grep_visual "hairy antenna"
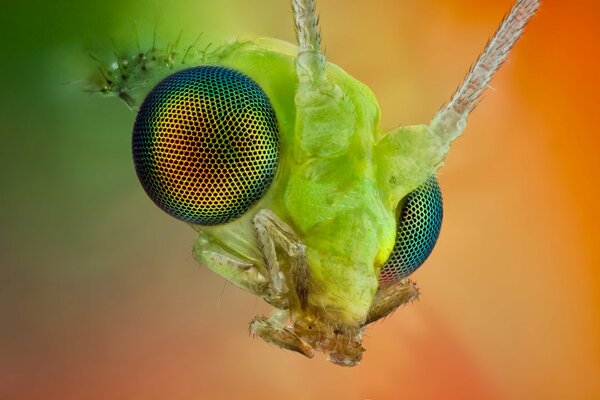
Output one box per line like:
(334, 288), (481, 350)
(291, 0), (326, 83)
(431, 0), (541, 142)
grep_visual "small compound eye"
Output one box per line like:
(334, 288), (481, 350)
(379, 175), (443, 286)
(132, 66), (279, 225)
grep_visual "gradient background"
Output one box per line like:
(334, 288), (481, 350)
(1, 0), (599, 399)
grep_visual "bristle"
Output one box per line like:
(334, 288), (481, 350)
(85, 28), (212, 108)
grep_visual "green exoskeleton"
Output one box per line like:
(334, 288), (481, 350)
(91, 0), (540, 365)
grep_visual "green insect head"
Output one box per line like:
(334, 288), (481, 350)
(92, 0), (540, 366)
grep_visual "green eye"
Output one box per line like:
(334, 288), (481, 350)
(132, 66), (280, 225)
(379, 176), (443, 285)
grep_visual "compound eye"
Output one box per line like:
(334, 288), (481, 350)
(378, 175), (443, 286)
(132, 66), (279, 225)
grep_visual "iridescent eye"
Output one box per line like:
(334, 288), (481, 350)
(132, 66), (280, 225)
(379, 176), (443, 285)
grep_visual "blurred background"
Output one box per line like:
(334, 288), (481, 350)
(1, 0), (598, 399)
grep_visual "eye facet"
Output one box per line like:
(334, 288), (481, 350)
(132, 66), (280, 225)
(379, 176), (443, 286)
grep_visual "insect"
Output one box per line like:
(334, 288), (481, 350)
(91, 0), (540, 365)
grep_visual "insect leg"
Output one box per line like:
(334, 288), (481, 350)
(252, 209), (311, 311)
(193, 232), (270, 298)
(249, 311), (314, 359)
(248, 207), (315, 359)
(363, 279), (420, 326)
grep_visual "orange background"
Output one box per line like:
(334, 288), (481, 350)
(0, 0), (599, 399)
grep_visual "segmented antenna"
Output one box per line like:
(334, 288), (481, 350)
(431, 0), (541, 142)
(291, 0), (326, 83)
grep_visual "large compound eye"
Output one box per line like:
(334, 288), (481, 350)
(132, 66), (279, 225)
(379, 175), (443, 286)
